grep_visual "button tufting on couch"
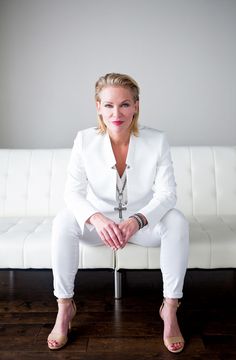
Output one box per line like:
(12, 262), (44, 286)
(0, 147), (236, 298)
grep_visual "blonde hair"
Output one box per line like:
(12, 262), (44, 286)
(95, 73), (140, 136)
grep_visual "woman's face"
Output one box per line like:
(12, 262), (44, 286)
(96, 86), (139, 135)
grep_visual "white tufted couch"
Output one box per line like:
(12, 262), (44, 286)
(0, 147), (236, 297)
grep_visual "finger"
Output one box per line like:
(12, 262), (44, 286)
(106, 225), (121, 249)
(102, 228), (119, 250)
(100, 231), (116, 250)
(112, 224), (124, 245)
(119, 238), (127, 249)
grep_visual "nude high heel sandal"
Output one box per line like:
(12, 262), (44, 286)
(47, 298), (77, 350)
(159, 299), (185, 354)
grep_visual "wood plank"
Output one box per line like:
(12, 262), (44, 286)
(0, 269), (235, 360)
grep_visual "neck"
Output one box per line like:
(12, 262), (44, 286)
(108, 130), (131, 146)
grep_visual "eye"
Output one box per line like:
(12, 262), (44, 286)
(121, 103), (130, 107)
(104, 104), (113, 108)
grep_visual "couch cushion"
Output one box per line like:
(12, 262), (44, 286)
(188, 215), (236, 268)
(115, 216), (236, 269)
(0, 150), (70, 217)
(0, 217), (114, 269)
(172, 147), (236, 217)
(0, 216), (235, 270)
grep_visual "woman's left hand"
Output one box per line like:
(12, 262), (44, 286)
(118, 218), (139, 248)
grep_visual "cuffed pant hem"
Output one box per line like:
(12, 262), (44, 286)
(163, 292), (183, 299)
(53, 291), (74, 299)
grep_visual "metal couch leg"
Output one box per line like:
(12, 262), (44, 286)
(9, 270), (15, 297)
(114, 269), (122, 299)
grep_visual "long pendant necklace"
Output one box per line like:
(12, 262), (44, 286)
(114, 176), (127, 221)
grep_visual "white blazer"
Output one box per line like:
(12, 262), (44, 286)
(64, 125), (177, 234)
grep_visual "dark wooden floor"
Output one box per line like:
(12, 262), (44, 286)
(0, 268), (236, 360)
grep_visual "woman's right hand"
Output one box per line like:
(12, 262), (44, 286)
(88, 213), (124, 250)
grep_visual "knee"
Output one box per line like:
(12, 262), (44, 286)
(52, 208), (79, 236)
(162, 209), (189, 235)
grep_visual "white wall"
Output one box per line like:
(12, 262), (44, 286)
(0, 0), (236, 148)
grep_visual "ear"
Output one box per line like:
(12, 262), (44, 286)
(96, 101), (101, 114)
(134, 100), (139, 113)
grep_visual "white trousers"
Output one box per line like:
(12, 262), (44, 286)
(51, 208), (189, 299)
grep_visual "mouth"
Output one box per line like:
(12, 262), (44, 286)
(112, 121), (123, 126)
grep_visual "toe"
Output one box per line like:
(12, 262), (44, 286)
(171, 342), (183, 351)
(48, 339), (58, 347)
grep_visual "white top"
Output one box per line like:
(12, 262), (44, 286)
(116, 167), (128, 206)
(86, 166), (128, 230)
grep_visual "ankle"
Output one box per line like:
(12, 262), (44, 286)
(57, 298), (73, 304)
(57, 299), (73, 309)
(164, 298), (180, 309)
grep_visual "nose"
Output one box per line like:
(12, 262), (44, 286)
(113, 106), (121, 118)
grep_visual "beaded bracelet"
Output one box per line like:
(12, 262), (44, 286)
(129, 213), (147, 230)
(130, 214), (142, 229)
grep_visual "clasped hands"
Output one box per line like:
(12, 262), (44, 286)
(88, 212), (139, 250)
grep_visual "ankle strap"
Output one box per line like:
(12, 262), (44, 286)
(163, 299), (181, 309)
(57, 298), (73, 304)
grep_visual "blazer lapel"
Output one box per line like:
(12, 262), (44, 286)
(102, 132), (117, 202)
(103, 131), (116, 168)
(126, 133), (136, 169)
(126, 133), (138, 203)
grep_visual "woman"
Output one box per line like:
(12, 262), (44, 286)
(47, 73), (189, 353)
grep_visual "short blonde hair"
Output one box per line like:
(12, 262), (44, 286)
(95, 73), (140, 136)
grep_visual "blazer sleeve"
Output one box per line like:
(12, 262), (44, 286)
(64, 131), (99, 234)
(137, 133), (177, 229)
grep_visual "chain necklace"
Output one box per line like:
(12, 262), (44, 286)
(114, 175), (127, 221)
